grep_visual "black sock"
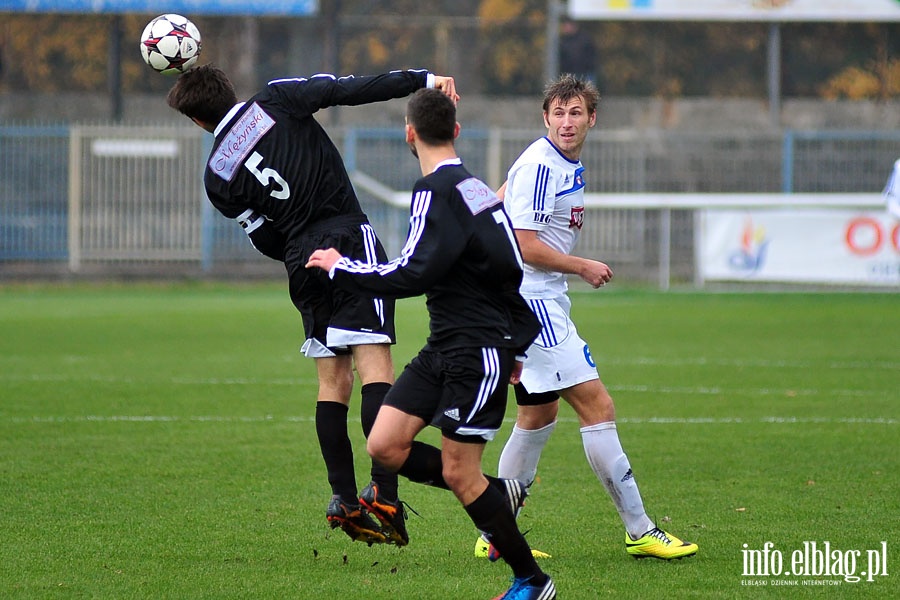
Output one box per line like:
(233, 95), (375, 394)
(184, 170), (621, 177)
(315, 401), (357, 501)
(360, 381), (391, 437)
(464, 486), (543, 581)
(398, 441), (450, 490)
(360, 382), (398, 501)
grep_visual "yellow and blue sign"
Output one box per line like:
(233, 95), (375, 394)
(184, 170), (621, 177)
(569, 0), (900, 22)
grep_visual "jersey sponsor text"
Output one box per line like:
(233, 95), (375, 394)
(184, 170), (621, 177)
(210, 102), (276, 181)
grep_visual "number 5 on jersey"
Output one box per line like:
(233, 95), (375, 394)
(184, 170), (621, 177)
(245, 151), (290, 199)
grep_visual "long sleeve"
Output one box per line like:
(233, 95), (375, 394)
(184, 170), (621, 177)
(268, 70), (430, 116)
(329, 184), (463, 298)
(328, 162), (539, 352)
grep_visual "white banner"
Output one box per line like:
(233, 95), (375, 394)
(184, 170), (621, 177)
(569, 0), (900, 22)
(700, 209), (900, 286)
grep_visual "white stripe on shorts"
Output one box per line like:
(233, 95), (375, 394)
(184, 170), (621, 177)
(360, 222), (385, 326)
(466, 347), (500, 424)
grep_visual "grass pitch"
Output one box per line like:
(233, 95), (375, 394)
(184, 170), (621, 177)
(0, 283), (896, 599)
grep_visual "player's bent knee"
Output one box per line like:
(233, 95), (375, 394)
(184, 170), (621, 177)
(367, 436), (402, 470)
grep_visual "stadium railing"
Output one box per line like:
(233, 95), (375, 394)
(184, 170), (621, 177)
(0, 124), (896, 287)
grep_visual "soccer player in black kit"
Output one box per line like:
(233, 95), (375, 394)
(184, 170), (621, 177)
(307, 88), (557, 600)
(166, 65), (459, 547)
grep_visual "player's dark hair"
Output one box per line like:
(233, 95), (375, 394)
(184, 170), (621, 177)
(406, 88), (456, 145)
(166, 64), (237, 125)
(542, 74), (600, 115)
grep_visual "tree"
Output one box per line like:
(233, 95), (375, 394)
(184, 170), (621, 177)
(0, 8), (896, 100)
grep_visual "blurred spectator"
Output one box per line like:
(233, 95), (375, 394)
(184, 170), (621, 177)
(559, 18), (598, 85)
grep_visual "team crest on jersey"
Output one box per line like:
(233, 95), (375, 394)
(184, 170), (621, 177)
(570, 206), (584, 229)
(209, 102), (275, 181)
(565, 172), (585, 186)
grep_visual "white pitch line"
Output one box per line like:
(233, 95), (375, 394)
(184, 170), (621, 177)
(0, 373), (892, 399)
(6, 415), (896, 425)
(2, 355), (898, 371)
(606, 384), (891, 398)
(0, 374), (317, 386)
(598, 357), (900, 370)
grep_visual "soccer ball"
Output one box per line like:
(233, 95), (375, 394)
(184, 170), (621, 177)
(140, 14), (202, 76)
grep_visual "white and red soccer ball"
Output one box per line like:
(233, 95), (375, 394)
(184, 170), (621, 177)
(140, 14), (202, 75)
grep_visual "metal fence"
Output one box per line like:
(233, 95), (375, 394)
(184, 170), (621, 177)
(68, 126), (206, 266)
(0, 125), (69, 261)
(1, 124), (897, 285)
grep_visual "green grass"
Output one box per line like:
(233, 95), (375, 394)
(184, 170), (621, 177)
(0, 283), (897, 599)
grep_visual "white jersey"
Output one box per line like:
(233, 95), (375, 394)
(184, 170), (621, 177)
(504, 136), (586, 299)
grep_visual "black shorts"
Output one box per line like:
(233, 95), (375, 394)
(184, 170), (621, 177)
(513, 383), (560, 406)
(284, 215), (396, 357)
(384, 346), (514, 443)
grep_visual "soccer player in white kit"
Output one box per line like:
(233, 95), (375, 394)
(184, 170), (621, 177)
(476, 74), (699, 561)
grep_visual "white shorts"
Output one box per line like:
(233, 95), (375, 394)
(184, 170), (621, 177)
(519, 295), (599, 394)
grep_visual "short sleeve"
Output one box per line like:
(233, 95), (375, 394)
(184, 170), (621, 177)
(504, 162), (556, 231)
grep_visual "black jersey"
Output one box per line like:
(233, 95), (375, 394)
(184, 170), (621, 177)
(329, 159), (541, 353)
(203, 70), (430, 242)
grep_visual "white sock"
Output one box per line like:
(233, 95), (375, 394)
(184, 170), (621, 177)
(497, 421), (557, 488)
(581, 421), (654, 539)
